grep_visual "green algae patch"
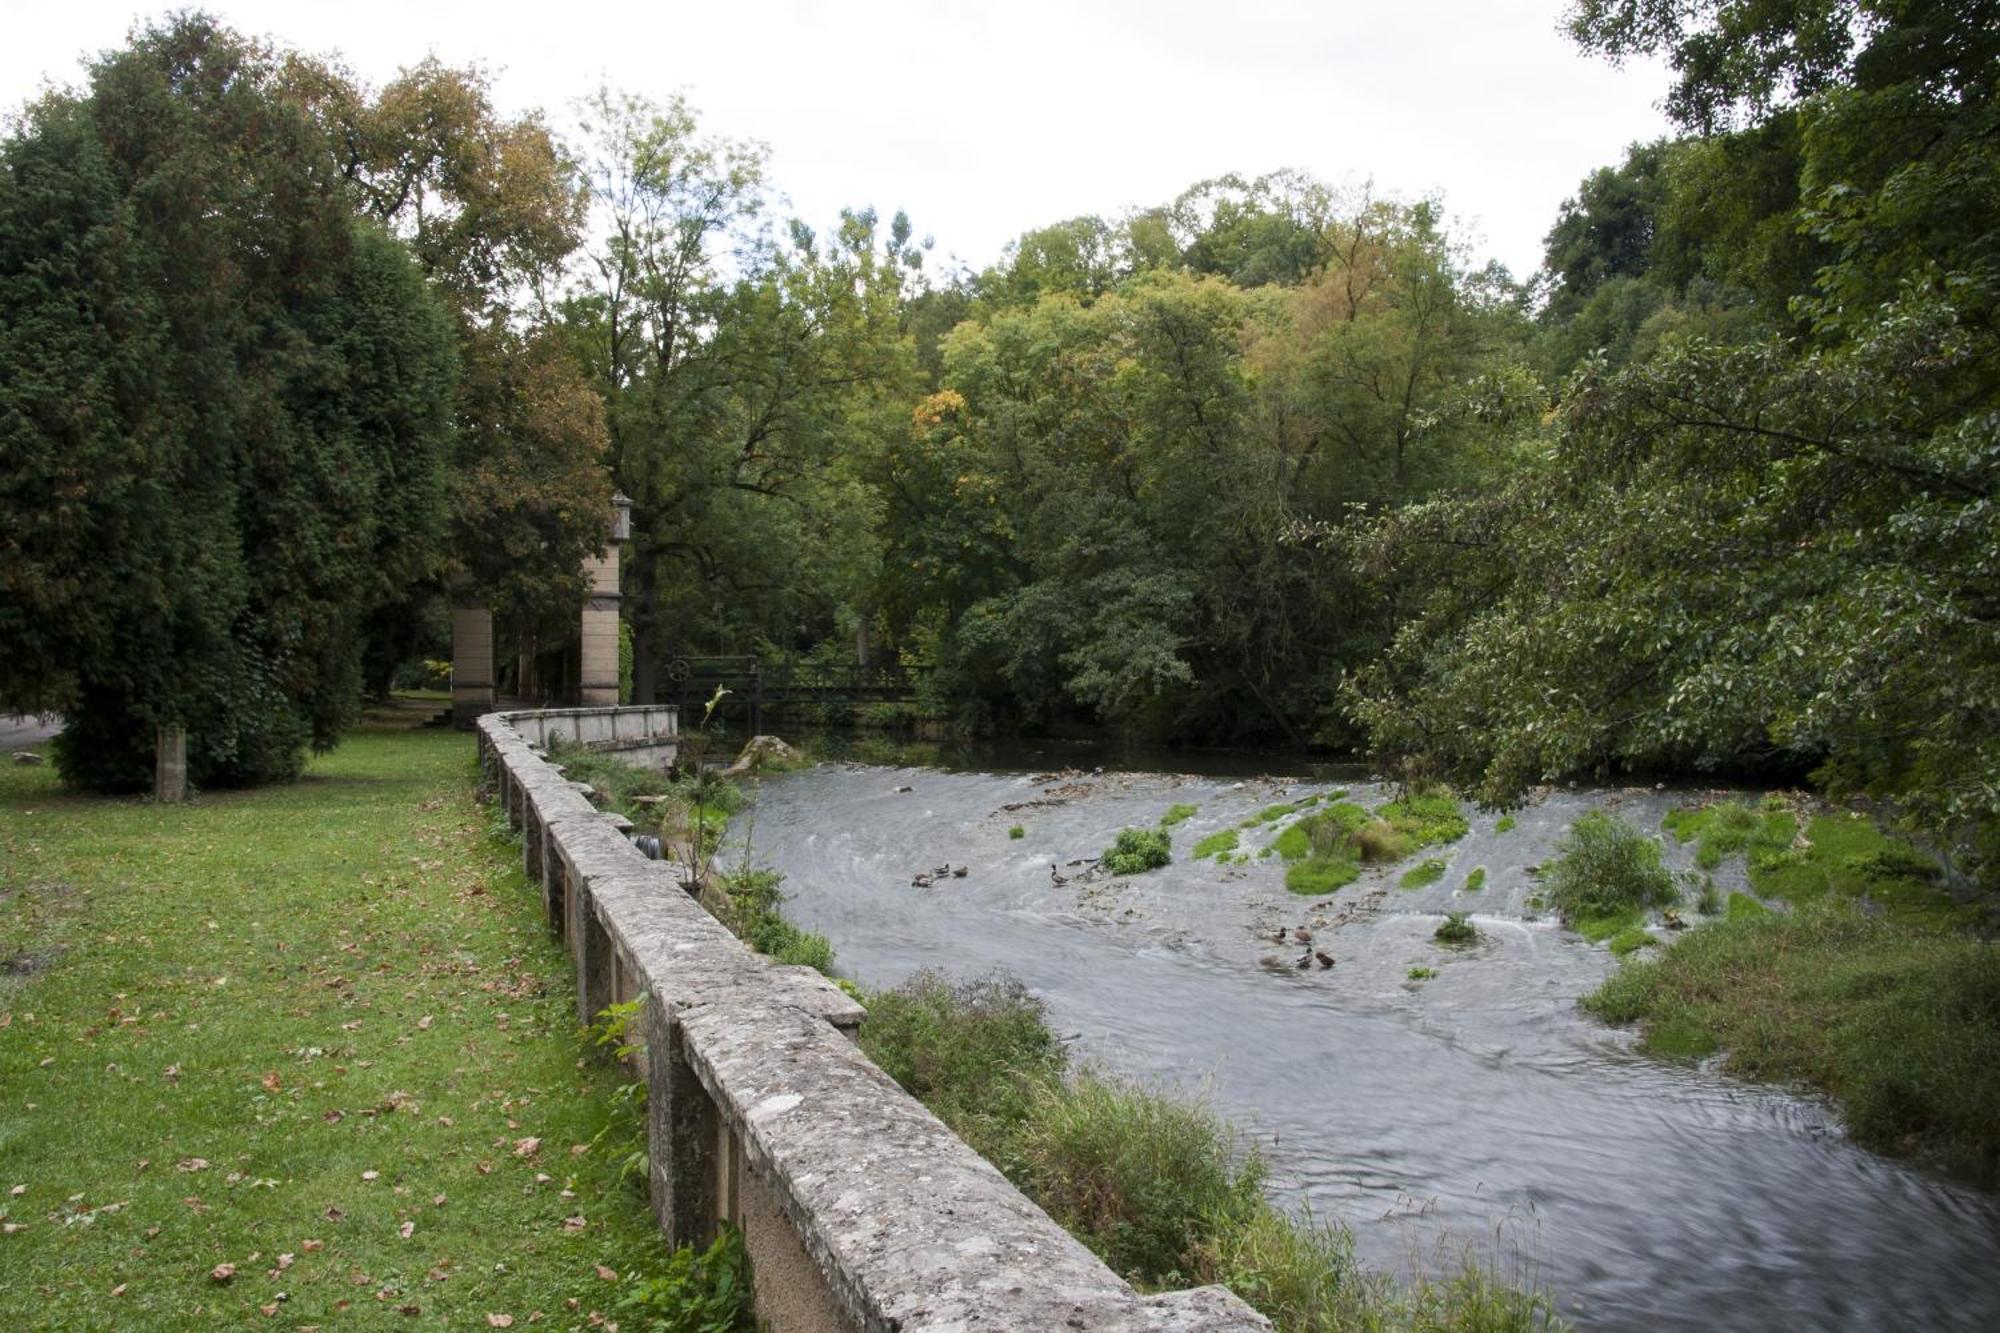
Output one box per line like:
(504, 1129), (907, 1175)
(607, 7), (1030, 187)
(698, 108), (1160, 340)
(1495, 815), (1517, 834)
(1463, 866), (1487, 892)
(1160, 802), (1199, 828)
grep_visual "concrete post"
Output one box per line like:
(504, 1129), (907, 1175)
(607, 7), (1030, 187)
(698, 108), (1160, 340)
(451, 603), (495, 728)
(578, 494), (631, 707)
(646, 999), (718, 1248)
(154, 724), (187, 802)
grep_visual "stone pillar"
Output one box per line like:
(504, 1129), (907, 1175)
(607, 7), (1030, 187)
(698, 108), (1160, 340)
(647, 1000), (719, 1248)
(451, 603), (495, 728)
(578, 493), (632, 707)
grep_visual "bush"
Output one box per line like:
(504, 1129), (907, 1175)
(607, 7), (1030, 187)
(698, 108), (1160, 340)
(855, 971), (1064, 1166)
(616, 1226), (754, 1332)
(1021, 1071), (1266, 1284)
(1544, 811), (1679, 929)
(1101, 827), (1171, 875)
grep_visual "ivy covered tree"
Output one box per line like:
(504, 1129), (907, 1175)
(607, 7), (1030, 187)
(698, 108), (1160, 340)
(0, 16), (457, 791)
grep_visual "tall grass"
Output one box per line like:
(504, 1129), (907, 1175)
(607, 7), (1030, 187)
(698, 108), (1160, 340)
(1543, 812), (1678, 932)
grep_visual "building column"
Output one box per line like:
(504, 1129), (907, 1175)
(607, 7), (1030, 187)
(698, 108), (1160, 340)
(451, 602), (495, 728)
(578, 493), (631, 707)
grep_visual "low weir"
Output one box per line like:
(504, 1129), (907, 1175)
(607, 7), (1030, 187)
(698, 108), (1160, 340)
(478, 704), (1267, 1332)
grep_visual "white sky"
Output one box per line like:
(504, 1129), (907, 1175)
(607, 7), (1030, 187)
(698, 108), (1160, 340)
(0, 0), (1676, 280)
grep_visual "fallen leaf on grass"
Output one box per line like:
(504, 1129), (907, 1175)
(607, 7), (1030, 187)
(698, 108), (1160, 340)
(512, 1137), (540, 1157)
(417, 1016), (433, 1031)
(561, 1215), (586, 1231)
(432, 1194), (447, 1207)
(7, 1185), (22, 1196)
(110, 1283), (126, 1296)
(398, 1221), (415, 1239)
(361, 1170), (379, 1181)
(277, 1253), (294, 1270)
(209, 1263), (236, 1283)
(261, 1072), (282, 1092)
(594, 1264), (616, 1281)
(486, 1317), (514, 1329)
(176, 1158), (210, 1172)
(302, 1239), (324, 1253)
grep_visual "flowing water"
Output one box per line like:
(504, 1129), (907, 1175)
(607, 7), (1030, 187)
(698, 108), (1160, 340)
(723, 758), (2000, 1331)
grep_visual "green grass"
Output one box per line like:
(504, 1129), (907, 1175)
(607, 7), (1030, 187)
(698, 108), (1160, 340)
(1585, 899), (2000, 1182)
(0, 712), (738, 1329)
(1160, 803), (1199, 829)
(1193, 829), (1241, 860)
(856, 970), (1565, 1330)
(1606, 926), (1654, 957)
(1662, 800), (1967, 930)
(1241, 800), (1307, 829)
(1286, 858), (1361, 896)
(1400, 858), (1448, 890)
(1463, 867), (1487, 892)
(1009, 825), (1026, 840)
(1374, 791), (1470, 851)
(1407, 967), (1437, 981)
(1101, 827), (1172, 875)
(1494, 815), (1517, 835)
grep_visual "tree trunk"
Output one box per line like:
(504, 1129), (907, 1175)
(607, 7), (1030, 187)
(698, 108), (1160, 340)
(154, 724), (187, 802)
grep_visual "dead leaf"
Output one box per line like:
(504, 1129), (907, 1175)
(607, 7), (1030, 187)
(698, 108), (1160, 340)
(259, 1303), (278, 1316)
(302, 1239), (324, 1253)
(593, 1264), (616, 1282)
(417, 1016), (433, 1031)
(486, 1317), (515, 1329)
(398, 1221), (415, 1240)
(323, 1109), (345, 1123)
(325, 1206), (345, 1222)
(7, 1185), (22, 1197)
(277, 1253), (294, 1270)
(176, 1158), (210, 1173)
(110, 1283), (126, 1296)
(361, 1170), (379, 1181)
(512, 1137), (540, 1157)
(561, 1215), (585, 1231)
(476, 1161), (493, 1175)
(260, 1072), (282, 1093)
(210, 1263), (236, 1283)
(432, 1194), (447, 1207)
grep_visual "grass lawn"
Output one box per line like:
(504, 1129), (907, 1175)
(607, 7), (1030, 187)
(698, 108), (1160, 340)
(0, 707), (687, 1329)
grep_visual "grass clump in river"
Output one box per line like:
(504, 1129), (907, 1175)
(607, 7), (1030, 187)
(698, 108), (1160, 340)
(1102, 827), (1172, 875)
(1433, 912), (1478, 945)
(1463, 867), (1487, 892)
(1195, 828), (1241, 860)
(1161, 803), (1199, 828)
(1010, 824), (1026, 839)
(1544, 811), (1680, 940)
(1495, 815), (1517, 835)
(857, 970), (1566, 1330)
(1401, 858), (1448, 890)
(1585, 899), (2000, 1182)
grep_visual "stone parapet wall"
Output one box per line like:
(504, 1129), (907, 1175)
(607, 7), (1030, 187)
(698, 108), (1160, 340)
(479, 705), (1268, 1332)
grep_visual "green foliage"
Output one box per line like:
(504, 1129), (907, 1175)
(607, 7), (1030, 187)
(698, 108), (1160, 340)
(1586, 899), (2000, 1181)
(616, 1227), (755, 1333)
(1433, 912), (1478, 944)
(1408, 967), (1437, 981)
(1401, 858), (1449, 889)
(1494, 816), (1517, 835)
(1543, 812), (1680, 933)
(1009, 824), (1026, 839)
(1194, 828), (1241, 860)
(1101, 826), (1172, 875)
(711, 866), (835, 976)
(1160, 802), (1199, 827)
(1607, 926), (1655, 956)
(1464, 867), (1487, 892)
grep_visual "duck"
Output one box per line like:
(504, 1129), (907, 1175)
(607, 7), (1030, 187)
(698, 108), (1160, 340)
(1315, 951), (1335, 969)
(1050, 864), (1068, 886)
(1294, 952), (1312, 970)
(1272, 927), (1288, 943)
(911, 873), (934, 888)
(951, 865), (968, 878)
(1294, 926), (1313, 944)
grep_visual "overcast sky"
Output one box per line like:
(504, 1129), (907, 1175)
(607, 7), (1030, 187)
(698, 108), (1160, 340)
(0, 0), (1676, 280)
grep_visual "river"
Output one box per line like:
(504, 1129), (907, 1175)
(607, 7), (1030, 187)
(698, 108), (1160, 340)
(723, 755), (2000, 1330)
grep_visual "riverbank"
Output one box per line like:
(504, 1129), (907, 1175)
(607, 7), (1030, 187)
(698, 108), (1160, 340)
(0, 708), (737, 1328)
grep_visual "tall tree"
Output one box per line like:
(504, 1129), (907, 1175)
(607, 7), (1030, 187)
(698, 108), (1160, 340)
(0, 15), (457, 790)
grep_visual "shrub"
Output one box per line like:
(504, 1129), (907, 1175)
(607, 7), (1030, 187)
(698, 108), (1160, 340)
(1021, 1071), (1266, 1284)
(616, 1226), (754, 1332)
(1195, 1207), (1370, 1331)
(1101, 827), (1171, 875)
(1351, 819), (1413, 863)
(1544, 811), (1679, 930)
